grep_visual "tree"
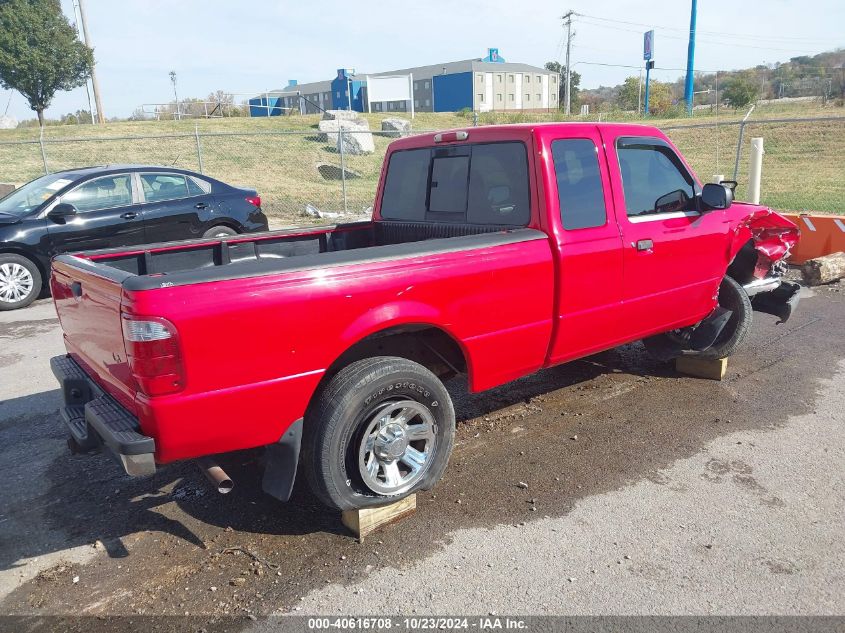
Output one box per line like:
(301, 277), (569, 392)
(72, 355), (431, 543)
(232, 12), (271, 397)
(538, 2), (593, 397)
(616, 76), (673, 114)
(0, 0), (93, 126)
(722, 72), (758, 109)
(545, 61), (580, 110)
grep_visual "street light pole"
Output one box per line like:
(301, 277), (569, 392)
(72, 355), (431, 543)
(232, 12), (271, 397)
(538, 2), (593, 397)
(76, 0), (105, 123)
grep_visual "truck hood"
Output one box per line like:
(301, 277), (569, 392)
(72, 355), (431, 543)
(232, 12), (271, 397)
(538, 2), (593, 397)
(0, 212), (22, 226)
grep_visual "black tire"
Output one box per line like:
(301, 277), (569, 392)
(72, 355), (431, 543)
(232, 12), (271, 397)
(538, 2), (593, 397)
(301, 356), (455, 511)
(202, 225), (237, 238)
(643, 276), (753, 361)
(0, 253), (42, 311)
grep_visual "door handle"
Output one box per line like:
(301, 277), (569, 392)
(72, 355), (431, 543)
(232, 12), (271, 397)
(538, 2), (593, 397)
(194, 202), (208, 210)
(120, 211), (138, 220)
(71, 281), (82, 298)
(635, 239), (654, 251)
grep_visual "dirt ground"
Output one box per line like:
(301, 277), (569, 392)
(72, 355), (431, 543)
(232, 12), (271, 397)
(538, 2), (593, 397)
(0, 277), (843, 631)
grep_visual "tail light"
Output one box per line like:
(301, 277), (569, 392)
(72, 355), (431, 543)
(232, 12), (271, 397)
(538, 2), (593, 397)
(122, 315), (185, 396)
(246, 195), (261, 208)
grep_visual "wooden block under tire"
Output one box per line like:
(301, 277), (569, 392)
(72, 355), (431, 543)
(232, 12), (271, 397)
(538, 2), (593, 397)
(341, 494), (416, 542)
(675, 356), (728, 381)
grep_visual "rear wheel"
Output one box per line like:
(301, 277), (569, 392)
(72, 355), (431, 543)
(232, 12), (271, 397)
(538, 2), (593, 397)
(301, 357), (455, 511)
(0, 254), (41, 311)
(202, 225), (237, 238)
(643, 276), (752, 361)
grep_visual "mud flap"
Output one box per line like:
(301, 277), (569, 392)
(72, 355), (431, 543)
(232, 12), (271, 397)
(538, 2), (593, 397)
(751, 280), (801, 324)
(689, 306), (733, 351)
(262, 418), (303, 502)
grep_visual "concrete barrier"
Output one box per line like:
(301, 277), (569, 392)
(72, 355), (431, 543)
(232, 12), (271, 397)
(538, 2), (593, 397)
(781, 213), (845, 265)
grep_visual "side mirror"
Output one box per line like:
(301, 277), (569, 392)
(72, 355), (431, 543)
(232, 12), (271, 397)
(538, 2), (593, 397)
(653, 189), (690, 215)
(47, 203), (78, 223)
(701, 183), (733, 211)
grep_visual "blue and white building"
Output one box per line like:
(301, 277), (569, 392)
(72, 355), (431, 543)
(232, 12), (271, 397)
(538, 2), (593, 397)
(249, 49), (558, 116)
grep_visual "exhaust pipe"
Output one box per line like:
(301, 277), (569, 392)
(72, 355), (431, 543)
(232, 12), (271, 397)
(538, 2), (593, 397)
(197, 457), (234, 494)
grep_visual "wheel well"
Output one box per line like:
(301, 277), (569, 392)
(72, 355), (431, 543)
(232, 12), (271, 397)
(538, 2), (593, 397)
(0, 249), (47, 288)
(325, 325), (468, 384)
(727, 239), (758, 285)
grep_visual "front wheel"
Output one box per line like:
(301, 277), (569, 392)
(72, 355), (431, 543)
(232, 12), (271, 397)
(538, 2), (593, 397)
(301, 357), (455, 511)
(0, 254), (42, 311)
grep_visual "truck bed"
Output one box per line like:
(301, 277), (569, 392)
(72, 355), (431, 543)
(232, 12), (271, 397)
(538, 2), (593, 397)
(62, 220), (525, 290)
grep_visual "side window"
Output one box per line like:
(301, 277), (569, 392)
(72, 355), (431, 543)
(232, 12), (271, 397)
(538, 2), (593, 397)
(551, 139), (607, 230)
(616, 138), (695, 217)
(187, 177), (208, 196)
(380, 142), (530, 226)
(140, 174), (192, 203)
(63, 175), (133, 212)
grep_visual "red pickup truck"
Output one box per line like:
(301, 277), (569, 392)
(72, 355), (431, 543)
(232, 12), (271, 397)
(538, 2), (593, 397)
(50, 123), (800, 511)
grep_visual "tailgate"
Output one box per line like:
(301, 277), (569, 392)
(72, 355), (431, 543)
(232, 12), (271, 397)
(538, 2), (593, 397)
(51, 257), (138, 414)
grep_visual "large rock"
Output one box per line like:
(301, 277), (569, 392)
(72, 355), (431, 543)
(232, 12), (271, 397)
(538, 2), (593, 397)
(316, 117), (369, 144)
(337, 128), (375, 155)
(381, 118), (412, 137)
(322, 109), (365, 122)
(0, 115), (17, 130)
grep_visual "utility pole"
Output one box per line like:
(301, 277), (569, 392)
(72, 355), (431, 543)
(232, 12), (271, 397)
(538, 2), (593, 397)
(170, 71), (180, 120)
(76, 0), (105, 124)
(683, 0), (697, 115)
(562, 10), (576, 116)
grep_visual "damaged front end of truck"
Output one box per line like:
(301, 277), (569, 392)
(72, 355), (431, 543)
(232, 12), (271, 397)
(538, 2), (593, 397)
(729, 208), (802, 324)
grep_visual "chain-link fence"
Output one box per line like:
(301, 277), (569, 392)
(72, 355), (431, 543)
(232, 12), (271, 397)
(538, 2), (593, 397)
(663, 116), (844, 213)
(0, 115), (841, 225)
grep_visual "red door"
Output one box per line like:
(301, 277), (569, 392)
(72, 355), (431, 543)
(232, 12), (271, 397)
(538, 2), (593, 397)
(539, 127), (625, 365)
(601, 132), (728, 340)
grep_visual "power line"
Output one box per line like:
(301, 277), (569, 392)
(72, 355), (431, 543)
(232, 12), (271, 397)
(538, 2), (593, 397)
(575, 17), (828, 54)
(576, 12), (842, 43)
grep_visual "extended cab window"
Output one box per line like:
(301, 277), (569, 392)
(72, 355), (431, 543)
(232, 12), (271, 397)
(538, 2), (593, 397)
(551, 139), (606, 230)
(616, 138), (696, 217)
(381, 142), (529, 226)
(63, 175), (133, 212)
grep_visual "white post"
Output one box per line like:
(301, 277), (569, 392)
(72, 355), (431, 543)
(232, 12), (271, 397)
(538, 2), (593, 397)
(366, 76), (372, 113)
(748, 138), (764, 204)
(713, 174), (725, 184)
(409, 72), (415, 119)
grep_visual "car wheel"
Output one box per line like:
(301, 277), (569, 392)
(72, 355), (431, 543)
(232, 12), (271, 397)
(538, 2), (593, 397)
(0, 254), (42, 311)
(643, 276), (752, 361)
(202, 225), (238, 238)
(301, 356), (455, 511)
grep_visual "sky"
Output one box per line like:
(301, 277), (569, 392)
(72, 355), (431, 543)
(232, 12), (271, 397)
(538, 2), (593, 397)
(3, 0), (843, 121)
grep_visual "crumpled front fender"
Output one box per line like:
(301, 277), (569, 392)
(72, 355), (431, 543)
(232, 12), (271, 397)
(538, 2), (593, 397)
(732, 208), (800, 275)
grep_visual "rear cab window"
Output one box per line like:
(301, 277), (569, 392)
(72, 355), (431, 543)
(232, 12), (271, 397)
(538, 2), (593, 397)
(380, 141), (530, 226)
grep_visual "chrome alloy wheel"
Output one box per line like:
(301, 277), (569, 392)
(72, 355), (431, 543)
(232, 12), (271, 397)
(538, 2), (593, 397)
(357, 400), (437, 496)
(0, 263), (34, 305)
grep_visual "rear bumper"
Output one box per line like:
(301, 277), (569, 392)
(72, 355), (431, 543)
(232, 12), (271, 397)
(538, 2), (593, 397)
(50, 355), (156, 476)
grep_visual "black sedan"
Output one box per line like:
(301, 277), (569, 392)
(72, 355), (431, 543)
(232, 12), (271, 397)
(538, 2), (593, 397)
(0, 165), (268, 310)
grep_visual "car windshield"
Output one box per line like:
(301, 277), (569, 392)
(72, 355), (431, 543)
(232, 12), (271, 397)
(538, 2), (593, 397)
(0, 173), (76, 217)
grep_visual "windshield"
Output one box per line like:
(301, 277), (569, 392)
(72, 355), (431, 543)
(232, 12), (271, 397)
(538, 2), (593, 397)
(0, 173), (76, 217)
